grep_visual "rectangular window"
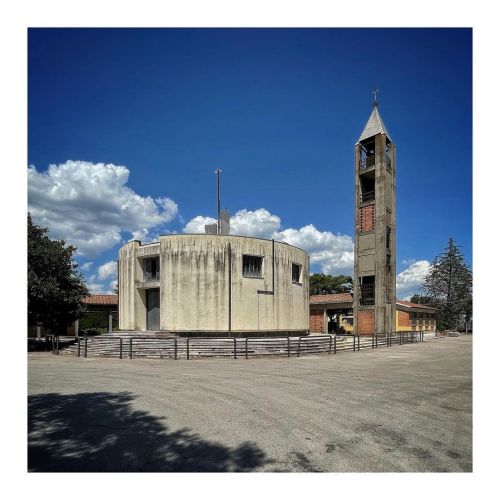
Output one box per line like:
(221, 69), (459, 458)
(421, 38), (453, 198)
(243, 255), (263, 278)
(386, 226), (391, 251)
(143, 257), (159, 281)
(359, 276), (375, 306)
(292, 263), (301, 284)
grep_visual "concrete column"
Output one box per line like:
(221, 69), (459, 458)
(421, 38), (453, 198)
(74, 319), (79, 338)
(36, 326), (41, 339)
(108, 310), (113, 332)
(323, 305), (327, 334)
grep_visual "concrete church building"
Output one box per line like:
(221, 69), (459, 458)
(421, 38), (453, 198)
(118, 234), (310, 335)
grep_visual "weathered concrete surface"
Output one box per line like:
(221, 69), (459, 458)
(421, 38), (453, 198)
(119, 235), (309, 333)
(28, 336), (472, 472)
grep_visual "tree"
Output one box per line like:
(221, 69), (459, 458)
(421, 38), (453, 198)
(309, 273), (353, 295)
(28, 214), (89, 333)
(410, 294), (434, 305)
(422, 238), (472, 331)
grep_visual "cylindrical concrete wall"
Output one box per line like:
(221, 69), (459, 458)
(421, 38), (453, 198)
(118, 234), (310, 334)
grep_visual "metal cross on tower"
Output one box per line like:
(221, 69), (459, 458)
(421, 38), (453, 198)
(372, 88), (380, 107)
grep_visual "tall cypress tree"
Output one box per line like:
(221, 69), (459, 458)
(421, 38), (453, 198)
(422, 238), (472, 331)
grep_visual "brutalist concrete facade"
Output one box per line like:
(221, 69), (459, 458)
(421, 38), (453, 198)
(118, 234), (310, 335)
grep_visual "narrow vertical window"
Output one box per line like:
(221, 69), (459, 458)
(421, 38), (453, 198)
(292, 263), (301, 284)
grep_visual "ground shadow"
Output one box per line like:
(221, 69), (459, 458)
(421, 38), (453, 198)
(28, 391), (270, 472)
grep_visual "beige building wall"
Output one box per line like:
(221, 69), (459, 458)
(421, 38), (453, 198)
(118, 234), (310, 334)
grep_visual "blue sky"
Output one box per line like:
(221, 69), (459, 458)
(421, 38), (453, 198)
(28, 28), (472, 297)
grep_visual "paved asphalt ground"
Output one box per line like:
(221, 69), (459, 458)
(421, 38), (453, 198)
(28, 336), (472, 472)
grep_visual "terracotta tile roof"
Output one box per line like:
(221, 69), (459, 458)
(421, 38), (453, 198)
(310, 293), (353, 304)
(396, 300), (436, 311)
(83, 294), (118, 306)
(309, 294), (436, 312)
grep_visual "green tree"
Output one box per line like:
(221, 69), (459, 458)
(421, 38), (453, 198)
(28, 214), (89, 333)
(410, 294), (434, 305)
(309, 273), (353, 295)
(422, 238), (472, 331)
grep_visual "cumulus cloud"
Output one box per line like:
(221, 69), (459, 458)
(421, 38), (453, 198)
(396, 260), (431, 299)
(98, 261), (117, 281)
(80, 261), (93, 271)
(231, 209), (281, 238)
(273, 225), (354, 274)
(184, 209), (354, 275)
(183, 215), (217, 234)
(28, 161), (178, 257)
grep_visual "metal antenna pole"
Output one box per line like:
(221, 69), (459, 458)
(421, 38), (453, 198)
(215, 169), (222, 235)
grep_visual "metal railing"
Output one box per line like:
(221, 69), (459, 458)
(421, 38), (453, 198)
(41, 331), (425, 360)
(359, 155), (392, 172)
(360, 156), (376, 170)
(360, 190), (375, 203)
(359, 284), (375, 305)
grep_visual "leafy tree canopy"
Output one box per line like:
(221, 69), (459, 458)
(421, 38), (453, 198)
(421, 238), (472, 331)
(310, 273), (353, 296)
(28, 213), (89, 332)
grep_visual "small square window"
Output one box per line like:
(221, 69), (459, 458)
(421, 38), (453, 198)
(243, 255), (263, 278)
(292, 263), (301, 283)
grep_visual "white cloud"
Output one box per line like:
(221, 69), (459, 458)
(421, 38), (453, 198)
(98, 261), (117, 281)
(184, 209), (354, 275)
(273, 225), (354, 275)
(80, 261), (93, 271)
(183, 215), (217, 234)
(86, 274), (105, 294)
(28, 161), (178, 257)
(86, 274), (116, 295)
(396, 260), (431, 299)
(231, 209), (281, 238)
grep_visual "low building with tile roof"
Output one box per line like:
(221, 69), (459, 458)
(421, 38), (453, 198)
(309, 293), (436, 334)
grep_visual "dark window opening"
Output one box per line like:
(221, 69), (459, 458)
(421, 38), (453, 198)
(386, 226), (391, 251)
(143, 257), (159, 281)
(385, 140), (392, 173)
(359, 140), (376, 170)
(360, 175), (375, 203)
(292, 263), (301, 283)
(243, 255), (263, 278)
(359, 275), (375, 306)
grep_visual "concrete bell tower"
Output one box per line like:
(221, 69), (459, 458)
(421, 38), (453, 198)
(353, 94), (396, 335)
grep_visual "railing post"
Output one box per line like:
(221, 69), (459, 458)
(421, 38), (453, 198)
(84, 336), (88, 358)
(375, 333), (378, 348)
(234, 337), (237, 359)
(334, 335), (337, 354)
(358, 335), (360, 351)
(174, 338), (178, 360)
(400, 332), (402, 345)
(353, 335), (356, 351)
(77, 337), (81, 357)
(297, 337), (301, 357)
(187, 338), (190, 360)
(372, 334), (374, 349)
(245, 338), (249, 359)
(329, 335), (332, 354)
(287, 336), (290, 358)
(119, 338), (123, 359)
(129, 338), (133, 359)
